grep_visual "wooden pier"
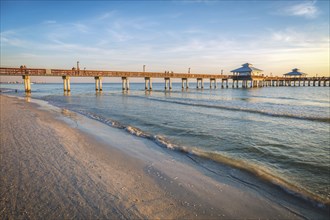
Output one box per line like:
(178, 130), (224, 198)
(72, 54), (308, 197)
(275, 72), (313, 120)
(1, 66), (329, 92)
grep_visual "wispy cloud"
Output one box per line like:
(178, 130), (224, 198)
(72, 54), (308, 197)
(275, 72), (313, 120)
(42, 20), (57, 24)
(107, 29), (133, 42)
(0, 30), (29, 48)
(267, 27), (328, 47)
(281, 1), (319, 18)
(97, 10), (117, 20)
(72, 23), (89, 33)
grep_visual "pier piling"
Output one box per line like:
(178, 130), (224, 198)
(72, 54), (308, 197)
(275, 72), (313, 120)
(94, 76), (102, 91)
(164, 78), (172, 90)
(145, 77), (152, 90)
(210, 78), (217, 89)
(22, 75), (31, 92)
(196, 78), (204, 89)
(122, 77), (129, 90)
(182, 78), (189, 89)
(62, 76), (70, 92)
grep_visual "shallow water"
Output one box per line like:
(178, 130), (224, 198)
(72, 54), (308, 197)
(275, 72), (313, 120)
(2, 82), (330, 204)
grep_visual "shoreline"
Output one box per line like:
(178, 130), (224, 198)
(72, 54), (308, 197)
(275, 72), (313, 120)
(76, 105), (330, 206)
(0, 94), (329, 219)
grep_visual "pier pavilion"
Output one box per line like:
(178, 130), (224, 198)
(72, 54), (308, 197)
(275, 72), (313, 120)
(231, 63), (265, 88)
(283, 68), (307, 86)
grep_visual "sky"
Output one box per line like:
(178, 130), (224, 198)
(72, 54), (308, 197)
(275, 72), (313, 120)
(1, 0), (329, 83)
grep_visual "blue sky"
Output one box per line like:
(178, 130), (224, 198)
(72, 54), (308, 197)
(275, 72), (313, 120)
(1, 0), (329, 81)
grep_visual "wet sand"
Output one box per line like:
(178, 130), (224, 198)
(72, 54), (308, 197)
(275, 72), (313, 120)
(0, 95), (328, 219)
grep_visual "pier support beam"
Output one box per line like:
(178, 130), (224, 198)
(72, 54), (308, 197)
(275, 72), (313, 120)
(196, 78), (204, 89)
(221, 79), (228, 88)
(210, 78), (217, 89)
(62, 76), (71, 92)
(164, 78), (172, 90)
(221, 79), (228, 89)
(22, 75), (31, 92)
(94, 76), (102, 91)
(245, 80), (249, 88)
(145, 77), (152, 90)
(122, 77), (130, 90)
(182, 78), (189, 89)
(256, 80), (259, 88)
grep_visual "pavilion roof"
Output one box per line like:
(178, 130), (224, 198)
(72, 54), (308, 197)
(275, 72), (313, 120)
(284, 68), (307, 76)
(231, 63), (263, 73)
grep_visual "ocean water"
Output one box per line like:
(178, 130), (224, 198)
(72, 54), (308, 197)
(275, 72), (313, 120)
(2, 82), (330, 205)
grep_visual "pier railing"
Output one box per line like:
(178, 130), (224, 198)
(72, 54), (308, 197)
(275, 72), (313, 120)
(1, 67), (230, 79)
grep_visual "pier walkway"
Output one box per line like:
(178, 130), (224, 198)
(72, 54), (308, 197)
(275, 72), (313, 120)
(1, 67), (329, 92)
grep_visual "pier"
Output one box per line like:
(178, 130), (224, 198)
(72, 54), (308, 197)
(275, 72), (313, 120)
(0, 66), (329, 92)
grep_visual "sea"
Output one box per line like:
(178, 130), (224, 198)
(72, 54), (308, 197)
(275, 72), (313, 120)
(1, 82), (330, 205)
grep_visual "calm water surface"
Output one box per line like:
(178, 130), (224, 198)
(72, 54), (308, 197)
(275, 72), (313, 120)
(2, 82), (330, 204)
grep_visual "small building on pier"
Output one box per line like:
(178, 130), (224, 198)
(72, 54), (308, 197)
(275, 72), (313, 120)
(284, 68), (307, 77)
(231, 63), (263, 76)
(230, 63), (264, 88)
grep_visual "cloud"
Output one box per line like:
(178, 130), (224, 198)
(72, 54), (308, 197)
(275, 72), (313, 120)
(0, 30), (29, 48)
(97, 10), (117, 20)
(107, 29), (133, 42)
(270, 28), (301, 43)
(282, 1), (319, 18)
(267, 27), (328, 48)
(42, 20), (57, 24)
(72, 23), (89, 33)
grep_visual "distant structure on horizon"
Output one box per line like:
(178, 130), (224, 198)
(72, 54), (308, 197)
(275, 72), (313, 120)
(284, 68), (307, 77)
(230, 63), (263, 76)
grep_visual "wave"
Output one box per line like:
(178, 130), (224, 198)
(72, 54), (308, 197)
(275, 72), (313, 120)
(0, 88), (18, 93)
(72, 109), (329, 207)
(128, 95), (330, 123)
(193, 150), (330, 207)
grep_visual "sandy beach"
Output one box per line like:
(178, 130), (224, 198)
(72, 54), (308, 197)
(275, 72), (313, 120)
(0, 94), (328, 219)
